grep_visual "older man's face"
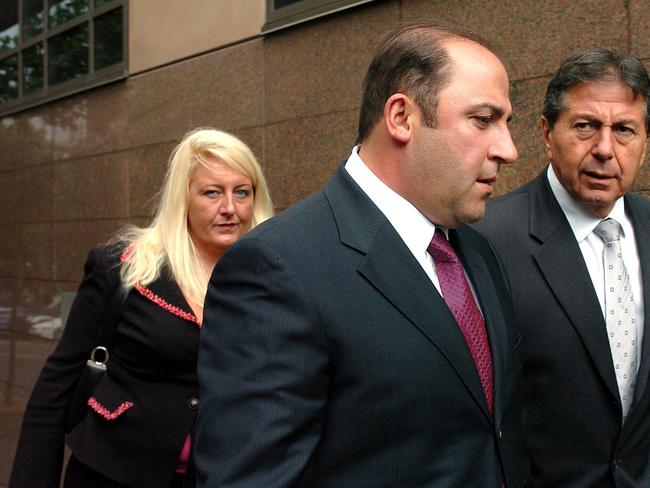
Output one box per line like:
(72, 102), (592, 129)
(542, 81), (648, 218)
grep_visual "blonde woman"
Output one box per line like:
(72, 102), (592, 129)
(10, 128), (273, 488)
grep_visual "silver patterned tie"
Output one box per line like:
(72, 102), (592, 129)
(594, 218), (637, 421)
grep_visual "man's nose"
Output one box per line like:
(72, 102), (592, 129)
(490, 127), (518, 165)
(592, 127), (614, 160)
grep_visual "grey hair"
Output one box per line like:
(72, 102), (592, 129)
(543, 47), (650, 131)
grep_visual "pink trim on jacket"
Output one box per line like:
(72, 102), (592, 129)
(87, 398), (134, 420)
(119, 245), (202, 328)
(134, 284), (202, 327)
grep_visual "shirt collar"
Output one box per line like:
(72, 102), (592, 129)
(547, 164), (628, 241)
(345, 146), (441, 256)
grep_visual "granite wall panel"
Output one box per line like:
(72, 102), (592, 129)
(401, 0), (630, 81)
(0, 111), (53, 171)
(264, 1), (399, 124)
(631, 0), (650, 60)
(128, 38), (265, 148)
(53, 151), (129, 221)
(0, 164), (54, 225)
(128, 141), (178, 218)
(50, 82), (130, 162)
(52, 219), (129, 282)
(265, 109), (358, 210)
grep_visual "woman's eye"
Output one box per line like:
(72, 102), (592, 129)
(235, 189), (251, 199)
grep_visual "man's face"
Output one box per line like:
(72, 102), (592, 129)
(542, 81), (648, 218)
(403, 39), (518, 228)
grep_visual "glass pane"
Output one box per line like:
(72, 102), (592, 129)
(49, 0), (89, 29)
(0, 54), (19, 102)
(94, 0), (113, 8)
(274, 0), (304, 7)
(94, 7), (122, 70)
(48, 23), (88, 85)
(23, 0), (44, 39)
(0, 1), (19, 53)
(23, 43), (44, 94)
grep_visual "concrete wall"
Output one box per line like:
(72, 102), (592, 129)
(1, 0), (650, 484)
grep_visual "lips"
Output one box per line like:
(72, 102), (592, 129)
(216, 222), (238, 229)
(583, 170), (614, 180)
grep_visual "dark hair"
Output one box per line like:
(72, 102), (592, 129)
(357, 21), (500, 143)
(543, 47), (650, 131)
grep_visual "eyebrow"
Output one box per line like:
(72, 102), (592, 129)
(574, 113), (641, 126)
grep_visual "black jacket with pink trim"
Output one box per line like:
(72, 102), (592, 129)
(10, 245), (200, 488)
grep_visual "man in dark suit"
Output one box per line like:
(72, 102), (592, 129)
(195, 21), (526, 487)
(475, 48), (650, 487)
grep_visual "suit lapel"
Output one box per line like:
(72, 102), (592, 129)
(529, 174), (619, 401)
(324, 165), (490, 418)
(626, 196), (650, 403)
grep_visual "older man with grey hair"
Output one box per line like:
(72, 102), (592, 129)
(476, 47), (650, 487)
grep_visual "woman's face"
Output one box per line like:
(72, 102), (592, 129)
(187, 157), (254, 262)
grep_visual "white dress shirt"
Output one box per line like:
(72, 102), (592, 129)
(344, 146), (448, 297)
(547, 165), (645, 363)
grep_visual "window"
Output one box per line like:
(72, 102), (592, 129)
(0, 0), (126, 117)
(263, 0), (375, 34)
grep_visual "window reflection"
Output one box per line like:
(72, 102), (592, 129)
(48, 24), (89, 85)
(94, 7), (122, 70)
(23, 43), (44, 94)
(0, 54), (19, 102)
(23, 0), (44, 40)
(94, 0), (113, 8)
(0, 1), (19, 53)
(49, 0), (89, 29)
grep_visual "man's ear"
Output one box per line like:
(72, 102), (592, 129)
(540, 115), (554, 161)
(383, 93), (414, 143)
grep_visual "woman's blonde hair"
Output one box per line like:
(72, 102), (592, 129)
(114, 128), (274, 305)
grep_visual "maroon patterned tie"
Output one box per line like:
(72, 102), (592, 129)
(428, 229), (494, 413)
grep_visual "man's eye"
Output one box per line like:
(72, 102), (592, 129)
(473, 116), (490, 128)
(573, 122), (598, 136)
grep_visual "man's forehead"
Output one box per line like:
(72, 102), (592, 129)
(564, 81), (641, 106)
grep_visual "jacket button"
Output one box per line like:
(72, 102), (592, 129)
(498, 429), (503, 439)
(612, 459), (621, 472)
(187, 397), (199, 410)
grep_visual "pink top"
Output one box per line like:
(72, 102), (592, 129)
(176, 434), (192, 473)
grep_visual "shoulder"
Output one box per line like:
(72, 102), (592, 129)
(241, 192), (334, 250)
(626, 191), (650, 212)
(473, 176), (543, 238)
(81, 242), (127, 288)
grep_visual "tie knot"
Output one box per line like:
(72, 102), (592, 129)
(594, 218), (622, 243)
(427, 229), (458, 263)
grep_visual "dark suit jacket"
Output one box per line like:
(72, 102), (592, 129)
(10, 245), (200, 488)
(195, 164), (527, 487)
(474, 169), (650, 488)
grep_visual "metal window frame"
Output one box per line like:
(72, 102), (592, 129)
(0, 0), (127, 117)
(263, 0), (375, 34)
